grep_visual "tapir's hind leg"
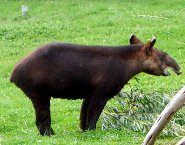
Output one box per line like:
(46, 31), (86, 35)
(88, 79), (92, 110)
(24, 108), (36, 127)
(30, 96), (54, 136)
(86, 97), (108, 130)
(80, 99), (90, 132)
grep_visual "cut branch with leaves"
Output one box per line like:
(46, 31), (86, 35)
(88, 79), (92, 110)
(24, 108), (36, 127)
(101, 83), (185, 141)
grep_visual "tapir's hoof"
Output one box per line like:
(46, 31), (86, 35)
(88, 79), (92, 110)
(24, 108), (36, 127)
(79, 128), (84, 133)
(40, 128), (55, 136)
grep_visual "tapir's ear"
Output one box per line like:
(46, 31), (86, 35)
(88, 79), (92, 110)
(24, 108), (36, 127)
(145, 37), (156, 55)
(129, 34), (142, 44)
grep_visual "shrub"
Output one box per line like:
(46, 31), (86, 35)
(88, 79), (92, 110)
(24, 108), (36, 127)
(101, 81), (185, 136)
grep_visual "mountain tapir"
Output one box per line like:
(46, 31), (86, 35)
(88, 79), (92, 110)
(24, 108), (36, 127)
(10, 34), (181, 136)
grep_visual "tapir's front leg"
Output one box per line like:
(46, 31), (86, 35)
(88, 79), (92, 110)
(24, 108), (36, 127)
(80, 99), (90, 132)
(31, 96), (54, 136)
(86, 97), (108, 130)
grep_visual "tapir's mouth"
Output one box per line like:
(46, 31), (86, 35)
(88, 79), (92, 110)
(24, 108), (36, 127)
(163, 67), (182, 76)
(163, 68), (171, 76)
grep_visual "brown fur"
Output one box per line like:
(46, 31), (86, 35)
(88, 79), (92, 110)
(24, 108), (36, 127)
(10, 35), (181, 136)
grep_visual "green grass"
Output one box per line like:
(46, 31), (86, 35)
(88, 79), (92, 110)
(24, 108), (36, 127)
(0, 0), (185, 144)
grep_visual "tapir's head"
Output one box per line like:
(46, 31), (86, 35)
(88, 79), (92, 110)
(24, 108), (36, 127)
(129, 34), (182, 76)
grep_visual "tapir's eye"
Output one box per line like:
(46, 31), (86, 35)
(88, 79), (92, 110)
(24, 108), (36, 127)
(159, 56), (164, 61)
(159, 53), (167, 62)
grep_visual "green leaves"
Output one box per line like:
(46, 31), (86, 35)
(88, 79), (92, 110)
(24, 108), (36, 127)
(102, 83), (185, 137)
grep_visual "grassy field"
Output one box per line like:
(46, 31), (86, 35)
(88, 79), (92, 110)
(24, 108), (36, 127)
(0, 0), (185, 144)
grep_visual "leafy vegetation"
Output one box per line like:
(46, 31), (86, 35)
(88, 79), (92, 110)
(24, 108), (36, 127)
(0, 0), (185, 144)
(102, 81), (185, 136)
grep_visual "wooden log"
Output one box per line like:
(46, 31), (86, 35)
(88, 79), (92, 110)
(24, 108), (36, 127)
(142, 86), (185, 145)
(176, 137), (185, 145)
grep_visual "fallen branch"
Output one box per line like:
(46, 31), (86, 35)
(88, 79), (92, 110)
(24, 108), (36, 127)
(177, 42), (185, 45)
(180, 8), (185, 13)
(143, 86), (185, 145)
(137, 14), (168, 20)
(176, 137), (185, 145)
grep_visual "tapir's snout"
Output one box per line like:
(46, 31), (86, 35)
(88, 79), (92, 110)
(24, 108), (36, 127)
(164, 55), (182, 76)
(162, 66), (182, 76)
(171, 63), (182, 75)
(174, 69), (182, 75)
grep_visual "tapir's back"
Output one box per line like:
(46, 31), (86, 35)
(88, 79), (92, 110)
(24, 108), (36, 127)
(10, 42), (133, 81)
